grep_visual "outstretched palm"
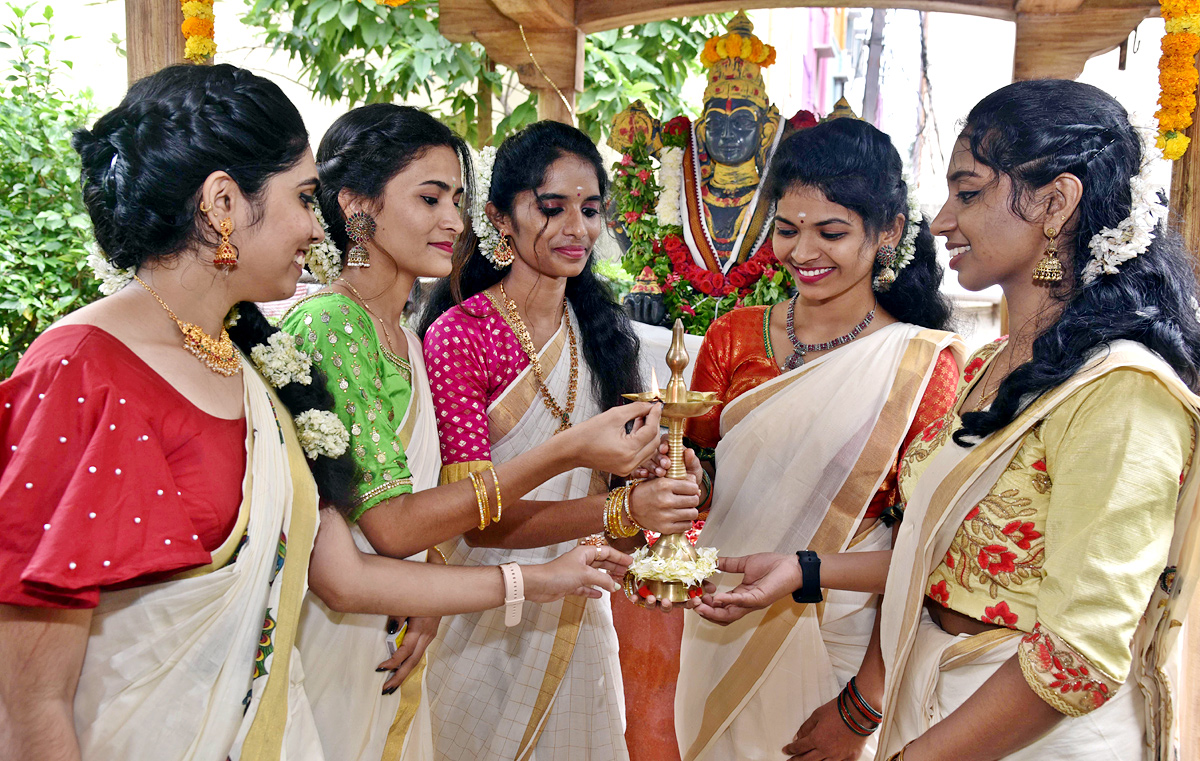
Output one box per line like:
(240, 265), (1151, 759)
(690, 552), (800, 625)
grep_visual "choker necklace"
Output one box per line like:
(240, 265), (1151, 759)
(134, 275), (241, 377)
(497, 283), (577, 433)
(783, 296), (875, 371)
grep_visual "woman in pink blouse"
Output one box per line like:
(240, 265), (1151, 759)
(418, 121), (699, 761)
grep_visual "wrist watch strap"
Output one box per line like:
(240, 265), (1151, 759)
(499, 562), (525, 626)
(792, 550), (823, 604)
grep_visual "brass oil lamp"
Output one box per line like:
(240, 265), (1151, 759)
(621, 319), (721, 605)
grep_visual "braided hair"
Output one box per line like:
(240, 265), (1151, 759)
(953, 79), (1200, 445)
(72, 63), (357, 510)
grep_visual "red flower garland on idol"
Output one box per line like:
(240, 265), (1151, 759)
(659, 234), (778, 299)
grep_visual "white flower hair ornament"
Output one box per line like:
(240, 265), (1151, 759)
(86, 243), (135, 295)
(1081, 118), (1168, 284)
(873, 180), (922, 292)
(470, 146), (504, 265)
(305, 205), (343, 285)
(250, 331), (313, 388)
(294, 409), (351, 461)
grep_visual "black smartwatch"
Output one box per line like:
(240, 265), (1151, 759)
(792, 550), (823, 604)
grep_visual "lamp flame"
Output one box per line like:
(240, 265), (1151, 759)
(649, 368), (661, 399)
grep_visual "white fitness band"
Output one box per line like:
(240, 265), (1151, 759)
(499, 562), (524, 627)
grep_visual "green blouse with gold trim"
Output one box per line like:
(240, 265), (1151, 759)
(281, 292), (414, 522)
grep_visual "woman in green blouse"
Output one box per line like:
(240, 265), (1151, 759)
(281, 105), (701, 761)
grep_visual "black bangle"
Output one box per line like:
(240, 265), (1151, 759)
(792, 550), (822, 604)
(699, 470), (713, 504)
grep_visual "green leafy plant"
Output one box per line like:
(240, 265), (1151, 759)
(241, 0), (725, 146)
(0, 2), (99, 376)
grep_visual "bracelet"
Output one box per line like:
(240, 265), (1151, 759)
(847, 676), (883, 722)
(429, 546), (448, 565)
(498, 562), (524, 627)
(886, 741), (915, 761)
(469, 470), (491, 530)
(836, 688), (878, 736)
(623, 480), (646, 533)
(488, 465), (503, 523)
(791, 550), (823, 604)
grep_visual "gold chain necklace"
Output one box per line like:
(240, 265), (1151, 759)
(498, 282), (578, 433)
(133, 275), (240, 377)
(338, 279), (412, 379)
(970, 349), (1009, 413)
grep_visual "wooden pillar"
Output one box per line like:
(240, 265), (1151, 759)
(1169, 49), (1200, 266)
(125, 0), (184, 84)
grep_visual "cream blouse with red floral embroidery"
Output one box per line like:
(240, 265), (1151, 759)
(899, 337), (1195, 717)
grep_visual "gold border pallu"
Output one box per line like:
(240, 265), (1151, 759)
(683, 332), (945, 761)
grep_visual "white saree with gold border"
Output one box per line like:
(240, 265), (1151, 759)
(878, 341), (1200, 760)
(676, 324), (963, 761)
(297, 325), (441, 761)
(424, 305), (627, 761)
(72, 362), (322, 761)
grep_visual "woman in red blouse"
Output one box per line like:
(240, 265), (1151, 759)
(0, 64), (647, 761)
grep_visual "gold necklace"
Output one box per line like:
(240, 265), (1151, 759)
(133, 275), (240, 377)
(498, 282), (578, 433)
(338, 280), (412, 380)
(970, 351), (1008, 413)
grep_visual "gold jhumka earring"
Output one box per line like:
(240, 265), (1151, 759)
(1033, 226), (1064, 284)
(345, 210), (376, 268)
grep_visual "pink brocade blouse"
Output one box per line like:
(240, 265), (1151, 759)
(423, 292), (534, 465)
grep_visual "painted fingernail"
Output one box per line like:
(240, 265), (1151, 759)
(382, 686), (398, 696)
(385, 618), (399, 634)
(376, 667), (389, 672)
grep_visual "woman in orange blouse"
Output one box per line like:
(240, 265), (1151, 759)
(675, 118), (963, 761)
(697, 80), (1200, 761)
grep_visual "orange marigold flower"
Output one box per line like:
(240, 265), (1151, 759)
(181, 17), (213, 38)
(726, 33), (744, 59)
(703, 37), (719, 61)
(749, 38), (765, 62)
(1161, 32), (1200, 58)
(1161, 0), (1200, 21)
(761, 47), (777, 67)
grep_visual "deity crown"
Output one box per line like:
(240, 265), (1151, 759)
(700, 11), (776, 111)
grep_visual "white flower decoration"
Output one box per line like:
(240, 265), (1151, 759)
(875, 177), (922, 292)
(306, 205), (342, 285)
(627, 544), (719, 587)
(86, 243), (135, 295)
(250, 331), (313, 389)
(655, 147), (684, 228)
(1081, 117), (1168, 284)
(471, 146), (503, 264)
(294, 409), (350, 461)
(224, 306), (240, 329)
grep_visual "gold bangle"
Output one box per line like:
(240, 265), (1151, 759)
(469, 470), (490, 530)
(488, 464), (503, 523)
(623, 480), (646, 532)
(429, 546), (448, 564)
(603, 486), (624, 539)
(605, 485), (639, 539)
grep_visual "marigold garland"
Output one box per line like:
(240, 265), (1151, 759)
(181, 0), (215, 64)
(1156, 0), (1200, 159)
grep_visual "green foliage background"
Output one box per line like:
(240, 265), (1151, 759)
(241, 0), (726, 145)
(0, 3), (98, 376)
